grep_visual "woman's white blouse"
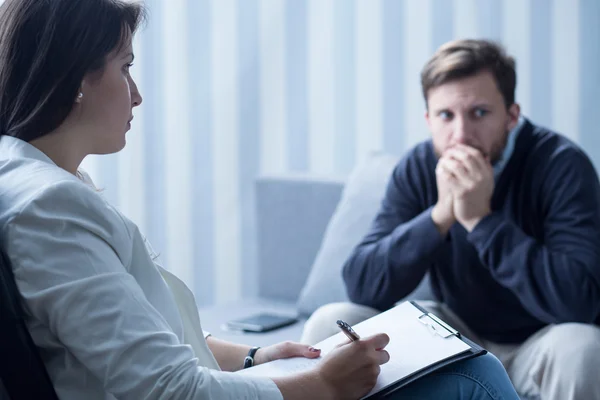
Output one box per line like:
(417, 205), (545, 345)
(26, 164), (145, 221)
(0, 135), (283, 400)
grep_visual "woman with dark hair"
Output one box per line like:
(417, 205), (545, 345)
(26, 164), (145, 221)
(0, 0), (520, 399)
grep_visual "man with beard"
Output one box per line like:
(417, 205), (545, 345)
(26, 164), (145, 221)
(301, 39), (600, 400)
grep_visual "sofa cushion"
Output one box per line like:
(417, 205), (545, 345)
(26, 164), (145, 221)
(296, 153), (399, 315)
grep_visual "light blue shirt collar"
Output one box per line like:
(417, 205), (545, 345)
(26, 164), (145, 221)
(493, 116), (525, 179)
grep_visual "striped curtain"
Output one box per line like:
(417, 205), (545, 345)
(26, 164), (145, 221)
(73, 0), (598, 305)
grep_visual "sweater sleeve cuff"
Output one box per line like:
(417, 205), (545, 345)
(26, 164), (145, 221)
(389, 207), (445, 263)
(466, 212), (522, 269)
(466, 212), (502, 248)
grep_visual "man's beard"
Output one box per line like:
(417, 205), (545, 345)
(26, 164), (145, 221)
(434, 129), (509, 166)
(487, 129), (510, 165)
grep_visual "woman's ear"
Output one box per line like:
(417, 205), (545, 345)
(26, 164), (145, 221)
(75, 80), (86, 104)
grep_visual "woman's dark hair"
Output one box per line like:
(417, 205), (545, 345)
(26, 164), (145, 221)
(0, 0), (147, 142)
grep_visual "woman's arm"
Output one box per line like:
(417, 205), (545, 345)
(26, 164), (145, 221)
(206, 336), (252, 371)
(206, 336), (322, 372)
(207, 334), (392, 399)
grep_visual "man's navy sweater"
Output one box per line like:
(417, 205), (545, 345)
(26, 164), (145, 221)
(343, 119), (600, 344)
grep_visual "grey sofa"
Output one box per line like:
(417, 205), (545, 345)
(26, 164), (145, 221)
(199, 174), (347, 346)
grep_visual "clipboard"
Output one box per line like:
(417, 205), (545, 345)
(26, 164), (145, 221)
(369, 301), (487, 399)
(236, 301), (487, 399)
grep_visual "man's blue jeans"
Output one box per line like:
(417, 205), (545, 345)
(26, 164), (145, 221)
(388, 353), (520, 399)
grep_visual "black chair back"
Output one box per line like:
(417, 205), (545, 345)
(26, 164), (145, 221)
(0, 248), (59, 399)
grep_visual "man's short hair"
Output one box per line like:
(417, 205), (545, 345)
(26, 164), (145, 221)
(420, 39), (517, 109)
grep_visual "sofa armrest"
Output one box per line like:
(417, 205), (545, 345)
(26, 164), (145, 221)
(255, 174), (345, 302)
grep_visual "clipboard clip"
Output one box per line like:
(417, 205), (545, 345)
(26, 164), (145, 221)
(418, 312), (460, 339)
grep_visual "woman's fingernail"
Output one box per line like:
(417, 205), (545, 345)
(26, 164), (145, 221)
(309, 347), (320, 352)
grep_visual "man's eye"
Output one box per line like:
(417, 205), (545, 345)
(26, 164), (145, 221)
(473, 108), (488, 118)
(439, 111), (452, 120)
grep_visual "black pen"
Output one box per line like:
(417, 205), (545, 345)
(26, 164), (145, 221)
(337, 319), (361, 342)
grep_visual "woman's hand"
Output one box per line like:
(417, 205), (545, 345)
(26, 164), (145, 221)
(254, 341), (322, 366)
(272, 333), (390, 399)
(315, 333), (390, 399)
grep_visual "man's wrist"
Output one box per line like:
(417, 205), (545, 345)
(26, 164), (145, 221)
(460, 210), (491, 232)
(431, 204), (454, 236)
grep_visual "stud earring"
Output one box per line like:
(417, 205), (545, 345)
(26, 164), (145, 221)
(76, 92), (83, 103)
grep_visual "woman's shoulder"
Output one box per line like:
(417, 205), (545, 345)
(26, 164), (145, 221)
(0, 158), (132, 242)
(1, 158), (92, 207)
